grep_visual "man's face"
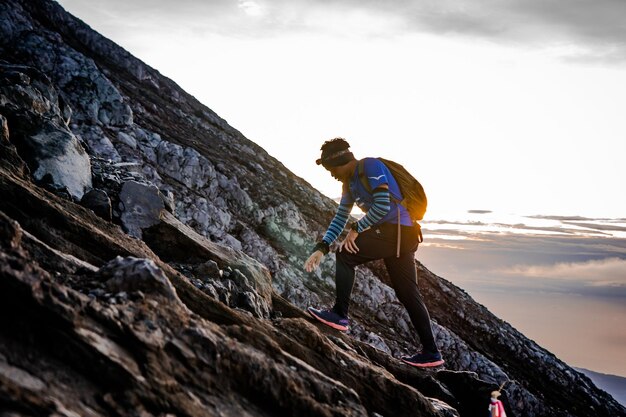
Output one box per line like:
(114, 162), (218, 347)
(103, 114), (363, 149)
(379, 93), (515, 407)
(327, 163), (349, 183)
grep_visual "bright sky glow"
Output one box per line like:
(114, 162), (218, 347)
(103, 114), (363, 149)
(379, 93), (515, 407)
(55, 0), (626, 220)
(238, 1), (264, 17)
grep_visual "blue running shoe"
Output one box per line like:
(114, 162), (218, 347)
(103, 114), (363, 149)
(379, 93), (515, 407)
(307, 307), (349, 331)
(401, 350), (445, 368)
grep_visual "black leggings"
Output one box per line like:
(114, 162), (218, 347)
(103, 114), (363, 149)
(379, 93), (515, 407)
(333, 223), (438, 353)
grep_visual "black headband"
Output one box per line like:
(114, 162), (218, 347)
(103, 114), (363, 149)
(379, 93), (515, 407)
(316, 149), (354, 168)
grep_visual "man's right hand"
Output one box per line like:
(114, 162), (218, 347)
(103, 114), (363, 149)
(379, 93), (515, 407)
(304, 250), (324, 272)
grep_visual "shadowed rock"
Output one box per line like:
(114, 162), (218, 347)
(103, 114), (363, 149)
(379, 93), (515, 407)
(119, 180), (164, 239)
(97, 256), (180, 301)
(80, 188), (112, 221)
(144, 211), (274, 318)
(0, 206), (449, 417)
(0, 114), (8, 143)
(0, 211), (22, 250)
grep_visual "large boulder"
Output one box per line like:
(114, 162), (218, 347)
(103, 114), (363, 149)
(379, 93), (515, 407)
(118, 180), (165, 239)
(80, 188), (112, 221)
(21, 119), (92, 199)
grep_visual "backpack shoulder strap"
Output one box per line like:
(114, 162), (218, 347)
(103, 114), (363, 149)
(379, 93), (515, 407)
(357, 159), (372, 193)
(358, 158), (399, 199)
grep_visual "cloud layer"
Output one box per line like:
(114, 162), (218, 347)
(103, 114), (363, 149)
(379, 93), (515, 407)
(58, 0), (626, 61)
(498, 257), (626, 297)
(420, 214), (626, 299)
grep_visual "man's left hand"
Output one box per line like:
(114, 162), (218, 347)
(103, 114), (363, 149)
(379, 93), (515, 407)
(339, 229), (359, 254)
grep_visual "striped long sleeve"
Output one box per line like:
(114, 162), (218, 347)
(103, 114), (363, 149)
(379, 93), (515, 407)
(322, 202), (352, 246)
(355, 188), (391, 232)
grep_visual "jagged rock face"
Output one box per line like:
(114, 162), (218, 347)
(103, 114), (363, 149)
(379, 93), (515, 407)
(0, 1), (624, 416)
(0, 62), (92, 199)
(0, 187), (454, 417)
(97, 256), (179, 301)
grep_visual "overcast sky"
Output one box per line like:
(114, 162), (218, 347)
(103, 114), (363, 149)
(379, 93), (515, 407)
(416, 212), (626, 376)
(56, 0), (626, 219)
(57, 0), (626, 51)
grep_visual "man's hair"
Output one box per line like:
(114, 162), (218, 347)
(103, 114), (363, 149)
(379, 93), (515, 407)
(320, 138), (350, 153)
(316, 137), (355, 168)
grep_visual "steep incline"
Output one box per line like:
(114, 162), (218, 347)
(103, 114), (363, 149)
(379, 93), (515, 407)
(0, 1), (624, 416)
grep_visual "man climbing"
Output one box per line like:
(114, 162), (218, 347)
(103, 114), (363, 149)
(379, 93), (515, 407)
(303, 138), (444, 368)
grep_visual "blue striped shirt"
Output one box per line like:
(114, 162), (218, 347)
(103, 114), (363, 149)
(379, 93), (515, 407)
(322, 188), (392, 244)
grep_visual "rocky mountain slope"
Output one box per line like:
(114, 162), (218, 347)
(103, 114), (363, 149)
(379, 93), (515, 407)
(1, 0), (624, 416)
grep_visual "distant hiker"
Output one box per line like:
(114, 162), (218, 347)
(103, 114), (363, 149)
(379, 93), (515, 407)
(303, 138), (444, 368)
(489, 390), (507, 417)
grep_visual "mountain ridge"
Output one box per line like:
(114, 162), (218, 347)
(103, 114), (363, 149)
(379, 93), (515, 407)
(576, 368), (626, 407)
(0, 0), (624, 416)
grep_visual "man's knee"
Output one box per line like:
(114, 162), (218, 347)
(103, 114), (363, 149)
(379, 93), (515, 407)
(395, 284), (426, 306)
(336, 249), (349, 264)
(336, 250), (359, 268)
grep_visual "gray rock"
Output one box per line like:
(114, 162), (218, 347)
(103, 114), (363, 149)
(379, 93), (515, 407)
(428, 398), (461, 417)
(240, 291), (268, 318)
(230, 269), (254, 293)
(80, 188), (112, 221)
(195, 260), (220, 278)
(240, 226), (280, 273)
(362, 332), (392, 355)
(59, 95), (72, 125)
(132, 127), (161, 163)
(116, 131), (137, 149)
(210, 272), (271, 319)
(9, 31), (134, 128)
(221, 234), (242, 251)
(0, 72), (54, 117)
(159, 188), (175, 213)
(156, 141), (216, 190)
(176, 194), (231, 239)
(216, 172), (255, 215)
(27, 121), (92, 200)
(97, 256), (178, 301)
(203, 283), (219, 299)
(74, 125), (121, 162)
(119, 180), (164, 239)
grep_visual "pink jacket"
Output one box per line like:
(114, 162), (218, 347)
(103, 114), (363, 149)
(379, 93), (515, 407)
(489, 399), (507, 417)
